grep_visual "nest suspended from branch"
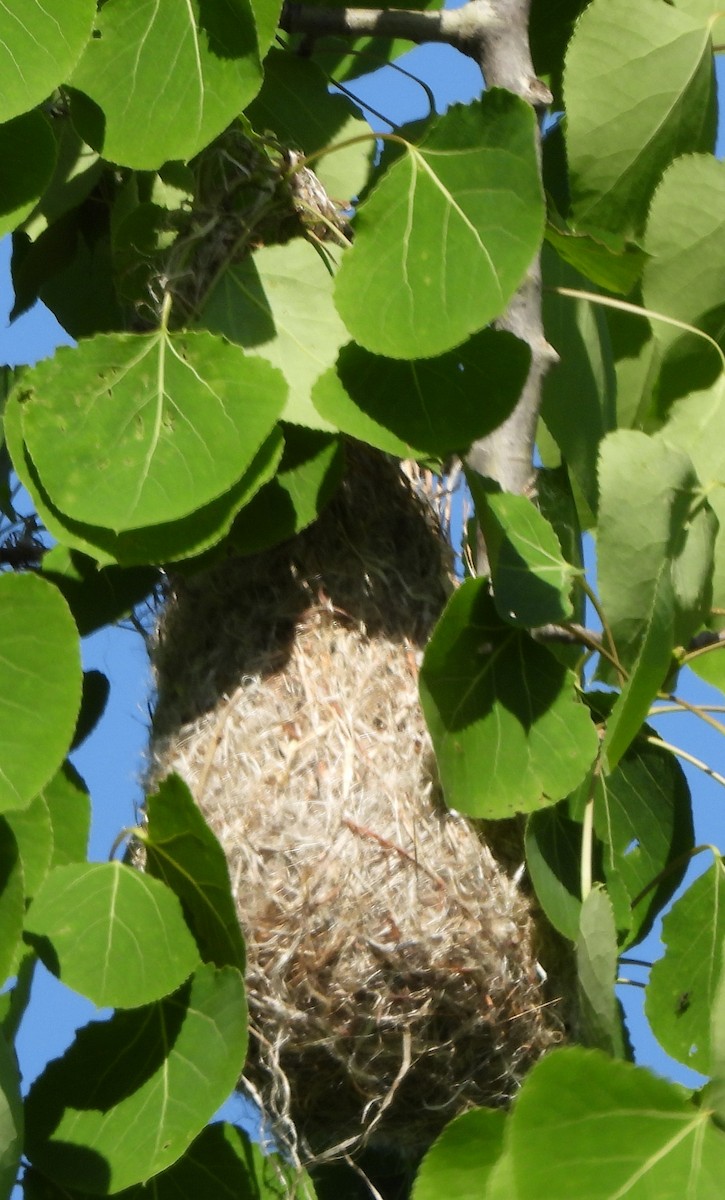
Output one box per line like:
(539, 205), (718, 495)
(149, 448), (568, 1163)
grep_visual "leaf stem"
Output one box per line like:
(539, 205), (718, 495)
(159, 290), (173, 333)
(578, 575), (626, 684)
(645, 735), (725, 790)
(649, 704), (725, 717)
(657, 691), (725, 738)
(580, 762), (600, 902)
(552, 286), (725, 371)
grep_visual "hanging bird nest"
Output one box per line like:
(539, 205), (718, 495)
(149, 447), (569, 1165)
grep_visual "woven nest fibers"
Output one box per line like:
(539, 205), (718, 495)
(149, 449), (567, 1160)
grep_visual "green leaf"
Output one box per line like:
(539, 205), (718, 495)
(8, 393), (284, 566)
(0, 819), (23, 988)
(69, 0), (262, 170)
(42, 548), (158, 636)
(0, 949), (35, 1046)
(0, 112), (57, 240)
(0, 1028), (22, 1200)
(597, 430), (713, 675)
(525, 803), (585, 941)
(646, 862), (725, 1075)
(643, 155), (725, 351)
(314, 330), (530, 459)
(597, 430), (718, 756)
(201, 240), (345, 431)
(412, 1107), (507, 1200)
(0, 573), (81, 811)
(544, 218), (648, 295)
(25, 963), (247, 1194)
(5, 793), (53, 901)
(606, 301), (661, 432)
(602, 565), (676, 770)
(21, 122), (102, 243)
(0, 0), (95, 123)
(536, 467), (586, 623)
(18, 330), (286, 533)
(595, 736), (694, 947)
(419, 579), (598, 818)
(467, 478), (577, 627)
(335, 91), (544, 359)
(25, 862), (200, 1008)
(654, 375), (725, 619)
(229, 426), (343, 556)
(142, 775), (246, 973)
(71, 670), (110, 752)
(42, 763), (90, 869)
(23, 1124), (317, 1200)
(15, 210), (126, 339)
(576, 886), (628, 1057)
(530, 0), (589, 108)
(510, 1047), (725, 1199)
(709, 958), (725, 1129)
(249, 0), (285, 61)
(675, 0), (725, 45)
(311, 367), (412, 460)
(564, 0), (716, 237)
(540, 243), (617, 519)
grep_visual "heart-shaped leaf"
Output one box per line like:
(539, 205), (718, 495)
(511, 1048), (725, 1199)
(69, 0), (262, 170)
(335, 91), (544, 359)
(420, 579), (598, 818)
(25, 964), (247, 1194)
(25, 862), (200, 1009)
(17, 330), (286, 533)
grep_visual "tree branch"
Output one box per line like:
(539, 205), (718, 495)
(464, 0), (555, 571)
(280, 0), (552, 104)
(280, 0), (500, 58)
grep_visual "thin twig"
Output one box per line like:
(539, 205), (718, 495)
(281, 0), (501, 58)
(645, 735), (725, 791)
(658, 691), (725, 738)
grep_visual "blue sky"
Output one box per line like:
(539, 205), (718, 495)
(2, 42), (725, 1129)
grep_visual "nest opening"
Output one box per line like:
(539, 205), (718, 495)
(149, 449), (568, 1164)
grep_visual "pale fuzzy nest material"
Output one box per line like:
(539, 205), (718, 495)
(150, 450), (566, 1160)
